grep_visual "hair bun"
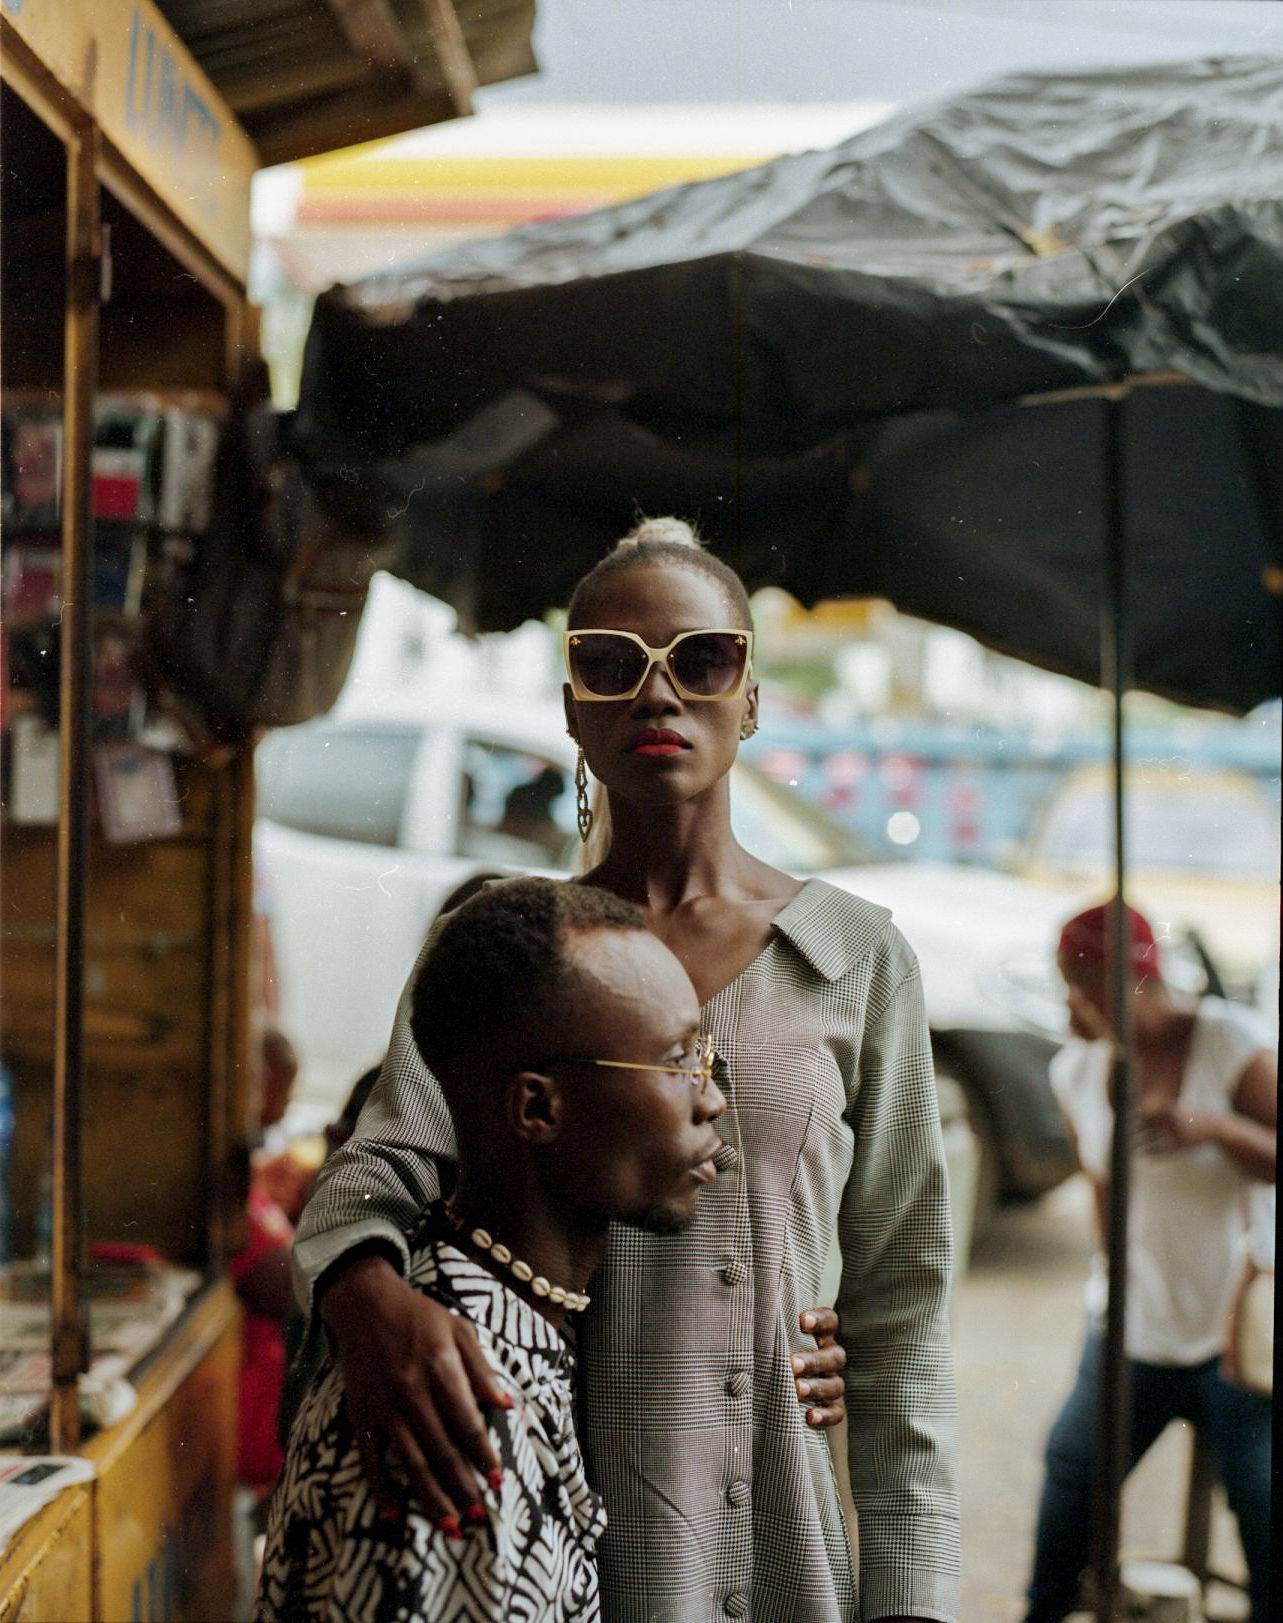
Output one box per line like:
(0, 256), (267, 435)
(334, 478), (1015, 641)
(620, 516), (702, 549)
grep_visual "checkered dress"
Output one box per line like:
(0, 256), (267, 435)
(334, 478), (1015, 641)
(296, 880), (960, 1622)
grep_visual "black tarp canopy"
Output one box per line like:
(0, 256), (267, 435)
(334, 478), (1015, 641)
(292, 55), (1283, 711)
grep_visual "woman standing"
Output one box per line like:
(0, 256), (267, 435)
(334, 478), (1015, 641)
(294, 519), (959, 1623)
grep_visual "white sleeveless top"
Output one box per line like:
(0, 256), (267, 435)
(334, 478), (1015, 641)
(1050, 997), (1274, 1365)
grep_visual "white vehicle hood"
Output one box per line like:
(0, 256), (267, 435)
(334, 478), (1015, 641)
(818, 861), (1079, 1034)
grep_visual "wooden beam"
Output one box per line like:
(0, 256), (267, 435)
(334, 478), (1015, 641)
(243, 0), (536, 162)
(325, 0), (419, 72)
(249, 80), (457, 167)
(50, 114), (100, 1456)
(241, 1), (535, 162)
(97, 138), (242, 310)
(222, 56), (369, 116)
(421, 0), (478, 116)
(323, 0), (478, 116)
(324, 0), (452, 105)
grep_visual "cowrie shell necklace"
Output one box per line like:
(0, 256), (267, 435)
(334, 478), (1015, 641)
(443, 1202), (591, 1313)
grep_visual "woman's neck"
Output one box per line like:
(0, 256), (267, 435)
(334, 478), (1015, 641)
(592, 787), (754, 910)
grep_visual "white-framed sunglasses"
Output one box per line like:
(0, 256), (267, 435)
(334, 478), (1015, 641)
(564, 628), (754, 702)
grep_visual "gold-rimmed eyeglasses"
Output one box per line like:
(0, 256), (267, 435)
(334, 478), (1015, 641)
(543, 1033), (718, 1089)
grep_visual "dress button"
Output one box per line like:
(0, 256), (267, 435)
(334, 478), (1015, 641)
(725, 1591), (750, 1618)
(724, 1368), (750, 1399)
(726, 1479), (750, 1508)
(720, 1257), (747, 1286)
(713, 1142), (739, 1172)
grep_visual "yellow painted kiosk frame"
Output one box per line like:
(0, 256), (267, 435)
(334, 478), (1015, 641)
(1, 5), (257, 1616)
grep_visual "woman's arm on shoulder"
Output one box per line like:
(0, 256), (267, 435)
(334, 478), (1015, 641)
(836, 931), (960, 1623)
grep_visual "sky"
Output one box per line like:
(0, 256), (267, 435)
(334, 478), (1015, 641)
(479, 0), (1283, 109)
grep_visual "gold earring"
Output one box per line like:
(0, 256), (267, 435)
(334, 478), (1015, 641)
(739, 718), (757, 741)
(575, 748), (594, 842)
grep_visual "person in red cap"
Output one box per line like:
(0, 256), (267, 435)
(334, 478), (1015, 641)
(1023, 900), (1276, 1622)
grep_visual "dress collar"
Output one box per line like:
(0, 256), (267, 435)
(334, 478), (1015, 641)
(769, 877), (893, 983)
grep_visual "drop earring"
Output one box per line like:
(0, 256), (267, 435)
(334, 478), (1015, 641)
(575, 747), (594, 842)
(739, 718), (757, 741)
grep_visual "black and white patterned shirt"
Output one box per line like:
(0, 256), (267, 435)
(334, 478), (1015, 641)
(295, 880), (960, 1622)
(258, 1216), (605, 1622)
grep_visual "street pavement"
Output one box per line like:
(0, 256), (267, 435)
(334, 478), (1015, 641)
(952, 1176), (1250, 1622)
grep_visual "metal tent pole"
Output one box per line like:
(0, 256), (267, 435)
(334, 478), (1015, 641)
(1091, 385), (1135, 1623)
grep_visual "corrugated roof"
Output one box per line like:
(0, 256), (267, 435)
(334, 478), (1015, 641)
(153, 0), (538, 165)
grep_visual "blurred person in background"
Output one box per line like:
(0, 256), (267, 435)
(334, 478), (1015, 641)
(259, 1028), (299, 1135)
(1024, 901), (1275, 1623)
(292, 520), (959, 1623)
(233, 1028), (304, 1505)
(276, 1060), (383, 1450)
(251, 1029), (313, 1223)
(229, 1028), (302, 1612)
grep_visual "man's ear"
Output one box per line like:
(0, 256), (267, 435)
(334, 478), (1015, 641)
(506, 1070), (562, 1145)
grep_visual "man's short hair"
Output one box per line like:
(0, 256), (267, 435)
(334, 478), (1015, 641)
(409, 877), (647, 1085)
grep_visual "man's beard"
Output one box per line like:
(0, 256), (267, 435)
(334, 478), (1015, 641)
(621, 1202), (695, 1237)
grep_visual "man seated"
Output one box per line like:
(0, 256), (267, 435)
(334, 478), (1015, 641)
(255, 877), (727, 1622)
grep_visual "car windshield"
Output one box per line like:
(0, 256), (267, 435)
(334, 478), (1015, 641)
(1031, 773), (1280, 879)
(731, 763), (875, 872)
(255, 722), (877, 874)
(256, 723), (420, 847)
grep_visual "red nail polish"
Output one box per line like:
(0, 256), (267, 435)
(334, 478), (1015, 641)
(465, 1503), (487, 1524)
(437, 1514), (461, 1537)
(487, 1469), (503, 1490)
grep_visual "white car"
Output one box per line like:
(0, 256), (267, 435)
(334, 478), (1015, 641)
(258, 705), (1276, 1225)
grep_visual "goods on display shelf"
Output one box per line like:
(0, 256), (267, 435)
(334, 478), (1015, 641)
(0, 1257), (203, 1448)
(1, 390), (226, 833)
(0, 1455), (96, 1555)
(1, 392), (223, 536)
(1, 406), (61, 530)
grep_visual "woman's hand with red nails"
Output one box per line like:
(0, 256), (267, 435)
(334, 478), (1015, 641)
(321, 1252), (510, 1519)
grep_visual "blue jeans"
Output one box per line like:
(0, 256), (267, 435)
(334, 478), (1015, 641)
(1025, 1328), (1272, 1622)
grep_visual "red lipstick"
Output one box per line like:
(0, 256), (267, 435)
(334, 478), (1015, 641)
(630, 729), (690, 757)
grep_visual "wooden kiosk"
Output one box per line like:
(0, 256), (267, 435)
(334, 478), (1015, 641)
(0, 2), (540, 1612)
(0, 6), (256, 1616)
